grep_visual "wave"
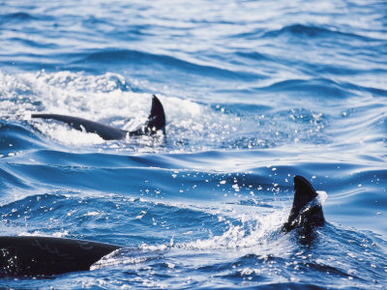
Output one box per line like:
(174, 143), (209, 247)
(253, 78), (349, 99)
(73, 49), (261, 81)
(0, 12), (37, 24)
(2, 70), (384, 155)
(262, 24), (378, 42)
(0, 1), (386, 287)
(229, 23), (383, 43)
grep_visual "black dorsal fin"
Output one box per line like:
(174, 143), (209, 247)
(129, 95), (166, 136)
(282, 175), (325, 232)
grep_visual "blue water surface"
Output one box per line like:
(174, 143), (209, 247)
(0, 0), (386, 288)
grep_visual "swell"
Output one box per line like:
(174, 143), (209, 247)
(261, 24), (380, 42)
(230, 23), (384, 42)
(0, 190), (228, 244)
(252, 78), (349, 99)
(0, 12), (37, 24)
(0, 121), (48, 153)
(75, 49), (261, 80)
(7, 37), (58, 49)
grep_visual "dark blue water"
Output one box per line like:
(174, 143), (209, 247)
(0, 0), (386, 288)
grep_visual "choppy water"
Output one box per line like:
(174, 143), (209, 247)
(0, 0), (386, 288)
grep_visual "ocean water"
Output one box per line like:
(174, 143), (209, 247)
(0, 0), (386, 288)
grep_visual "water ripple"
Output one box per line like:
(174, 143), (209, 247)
(0, 0), (386, 288)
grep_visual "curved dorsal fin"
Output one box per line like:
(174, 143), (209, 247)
(129, 95), (166, 136)
(283, 176), (324, 232)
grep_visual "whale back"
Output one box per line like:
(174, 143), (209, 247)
(0, 236), (120, 276)
(31, 113), (128, 140)
(31, 95), (166, 140)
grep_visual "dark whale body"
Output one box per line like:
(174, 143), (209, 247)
(0, 236), (120, 276)
(31, 95), (166, 140)
(0, 176), (325, 277)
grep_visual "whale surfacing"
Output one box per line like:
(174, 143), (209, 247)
(0, 236), (120, 276)
(31, 95), (166, 140)
(0, 176), (325, 277)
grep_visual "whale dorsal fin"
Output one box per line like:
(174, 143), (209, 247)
(282, 175), (325, 232)
(129, 95), (166, 136)
(31, 95), (166, 140)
